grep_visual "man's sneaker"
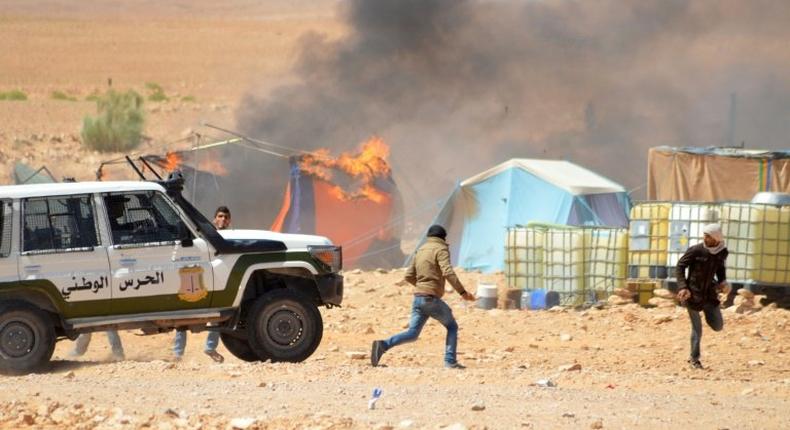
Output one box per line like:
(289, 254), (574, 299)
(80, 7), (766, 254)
(371, 340), (385, 367)
(170, 355), (183, 363)
(205, 350), (225, 363)
(445, 362), (466, 369)
(109, 352), (125, 362)
(688, 358), (703, 369)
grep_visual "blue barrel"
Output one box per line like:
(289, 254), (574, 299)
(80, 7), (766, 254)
(529, 289), (546, 309)
(528, 289), (561, 310)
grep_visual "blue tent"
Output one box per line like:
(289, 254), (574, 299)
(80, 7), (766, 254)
(420, 159), (631, 272)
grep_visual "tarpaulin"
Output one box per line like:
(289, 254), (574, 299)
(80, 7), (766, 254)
(648, 147), (790, 201)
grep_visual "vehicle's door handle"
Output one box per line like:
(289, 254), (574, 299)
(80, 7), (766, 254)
(119, 258), (137, 266)
(23, 265), (41, 272)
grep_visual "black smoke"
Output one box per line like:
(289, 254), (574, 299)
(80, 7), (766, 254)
(233, 0), (790, 231)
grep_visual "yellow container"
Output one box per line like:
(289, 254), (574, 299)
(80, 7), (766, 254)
(507, 224), (627, 304)
(627, 280), (659, 306)
(542, 225), (584, 301)
(584, 227), (628, 294)
(628, 203), (671, 278)
(505, 227), (544, 290)
(667, 203), (720, 270)
(721, 203), (790, 284)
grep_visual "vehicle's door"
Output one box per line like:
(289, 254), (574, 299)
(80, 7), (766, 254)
(17, 194), (112, 318)
(103, 190), (214, 315)
(0, 199), (17, 284)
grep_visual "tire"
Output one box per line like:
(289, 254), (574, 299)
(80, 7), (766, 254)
(0, 302), (56, 375)
(246, 289), (323, 363)
(220, 332), (265, 362)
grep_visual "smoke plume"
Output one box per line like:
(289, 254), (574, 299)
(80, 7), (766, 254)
(233, 0), (790, 230)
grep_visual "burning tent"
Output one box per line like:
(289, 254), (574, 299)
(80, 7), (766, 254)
(270, 137), (405, 269)
(95, 135), (406, 269)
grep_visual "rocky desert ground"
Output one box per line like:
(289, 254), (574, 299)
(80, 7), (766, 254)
(1, 1), (789, 429)
(0, 269), (787, 429)
(0, 0), (344, 182)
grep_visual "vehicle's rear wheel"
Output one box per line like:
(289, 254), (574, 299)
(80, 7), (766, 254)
(0, 302), (55, 375)
(246, 289), (323, 363)
(220, 332), (265, 362)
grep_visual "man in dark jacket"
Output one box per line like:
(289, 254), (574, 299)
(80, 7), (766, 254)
(676, 223), (728, 369)
(371, 225), (476, 368)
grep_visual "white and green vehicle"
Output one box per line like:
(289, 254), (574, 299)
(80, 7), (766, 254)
(0, 173), (343, 374)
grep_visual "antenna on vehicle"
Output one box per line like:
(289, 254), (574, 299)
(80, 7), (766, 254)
(125, 156), (147, 180)
(138, 156), (163, 180)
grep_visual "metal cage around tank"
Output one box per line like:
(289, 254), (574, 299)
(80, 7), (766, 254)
(505, 223), (627, 305)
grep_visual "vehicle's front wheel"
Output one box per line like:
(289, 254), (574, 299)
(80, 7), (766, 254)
(246, 289), (323, 363)
(0, 302), (56, 375)
(220, 332), (265, 362)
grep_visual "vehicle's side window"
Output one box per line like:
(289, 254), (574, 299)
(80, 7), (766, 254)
(22, 195), (99, 253)
(0, 201), (11, 257)
(104, 192), (188, 246)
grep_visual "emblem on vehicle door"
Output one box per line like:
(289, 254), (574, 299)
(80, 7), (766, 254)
(177, 266), (208, 302)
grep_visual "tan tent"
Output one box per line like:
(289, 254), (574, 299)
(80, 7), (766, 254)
(647, 146), (790, 202)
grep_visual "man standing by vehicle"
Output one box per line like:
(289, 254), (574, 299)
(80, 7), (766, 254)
(371, 225), (475, 369)
(676, 223), (729, 369)
(68, 331), (125, 362)
(172, 206), (232, 363)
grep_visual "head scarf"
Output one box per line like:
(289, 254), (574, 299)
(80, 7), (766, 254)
(703, 223), (726, 255)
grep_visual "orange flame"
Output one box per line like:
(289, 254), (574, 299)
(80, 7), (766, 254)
(300, 136), (391, 202)
(162, 151), (228, 176)
(164, 152), (182, 172)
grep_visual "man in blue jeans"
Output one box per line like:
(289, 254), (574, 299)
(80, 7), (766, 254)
(172, 206), (232, 363)
(676, 223), (728, 369)
(371, 225), (475, 368)
(69, 331), (125, 361)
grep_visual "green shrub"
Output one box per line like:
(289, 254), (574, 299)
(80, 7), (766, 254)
(148, 91), (168, 102)
(85, 90), (101, 102)
(0, 89), (28, 101)
(81, 89), (145, 152)
(180, 95), (196, 103)
(144, 82), (164, 93)
(145, 82), (168, 102)
(51, 90), (77, 101)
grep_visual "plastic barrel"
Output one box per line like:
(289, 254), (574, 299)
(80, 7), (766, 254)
(504, 288), (522, 309)
(545, 291), (560, 308)
(476, 297), (497, 310)
(528, 289), (561, 310)
(520, 289), (531, 310)
(476, 283), (498, 310)
(528, 289), (546, 310)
